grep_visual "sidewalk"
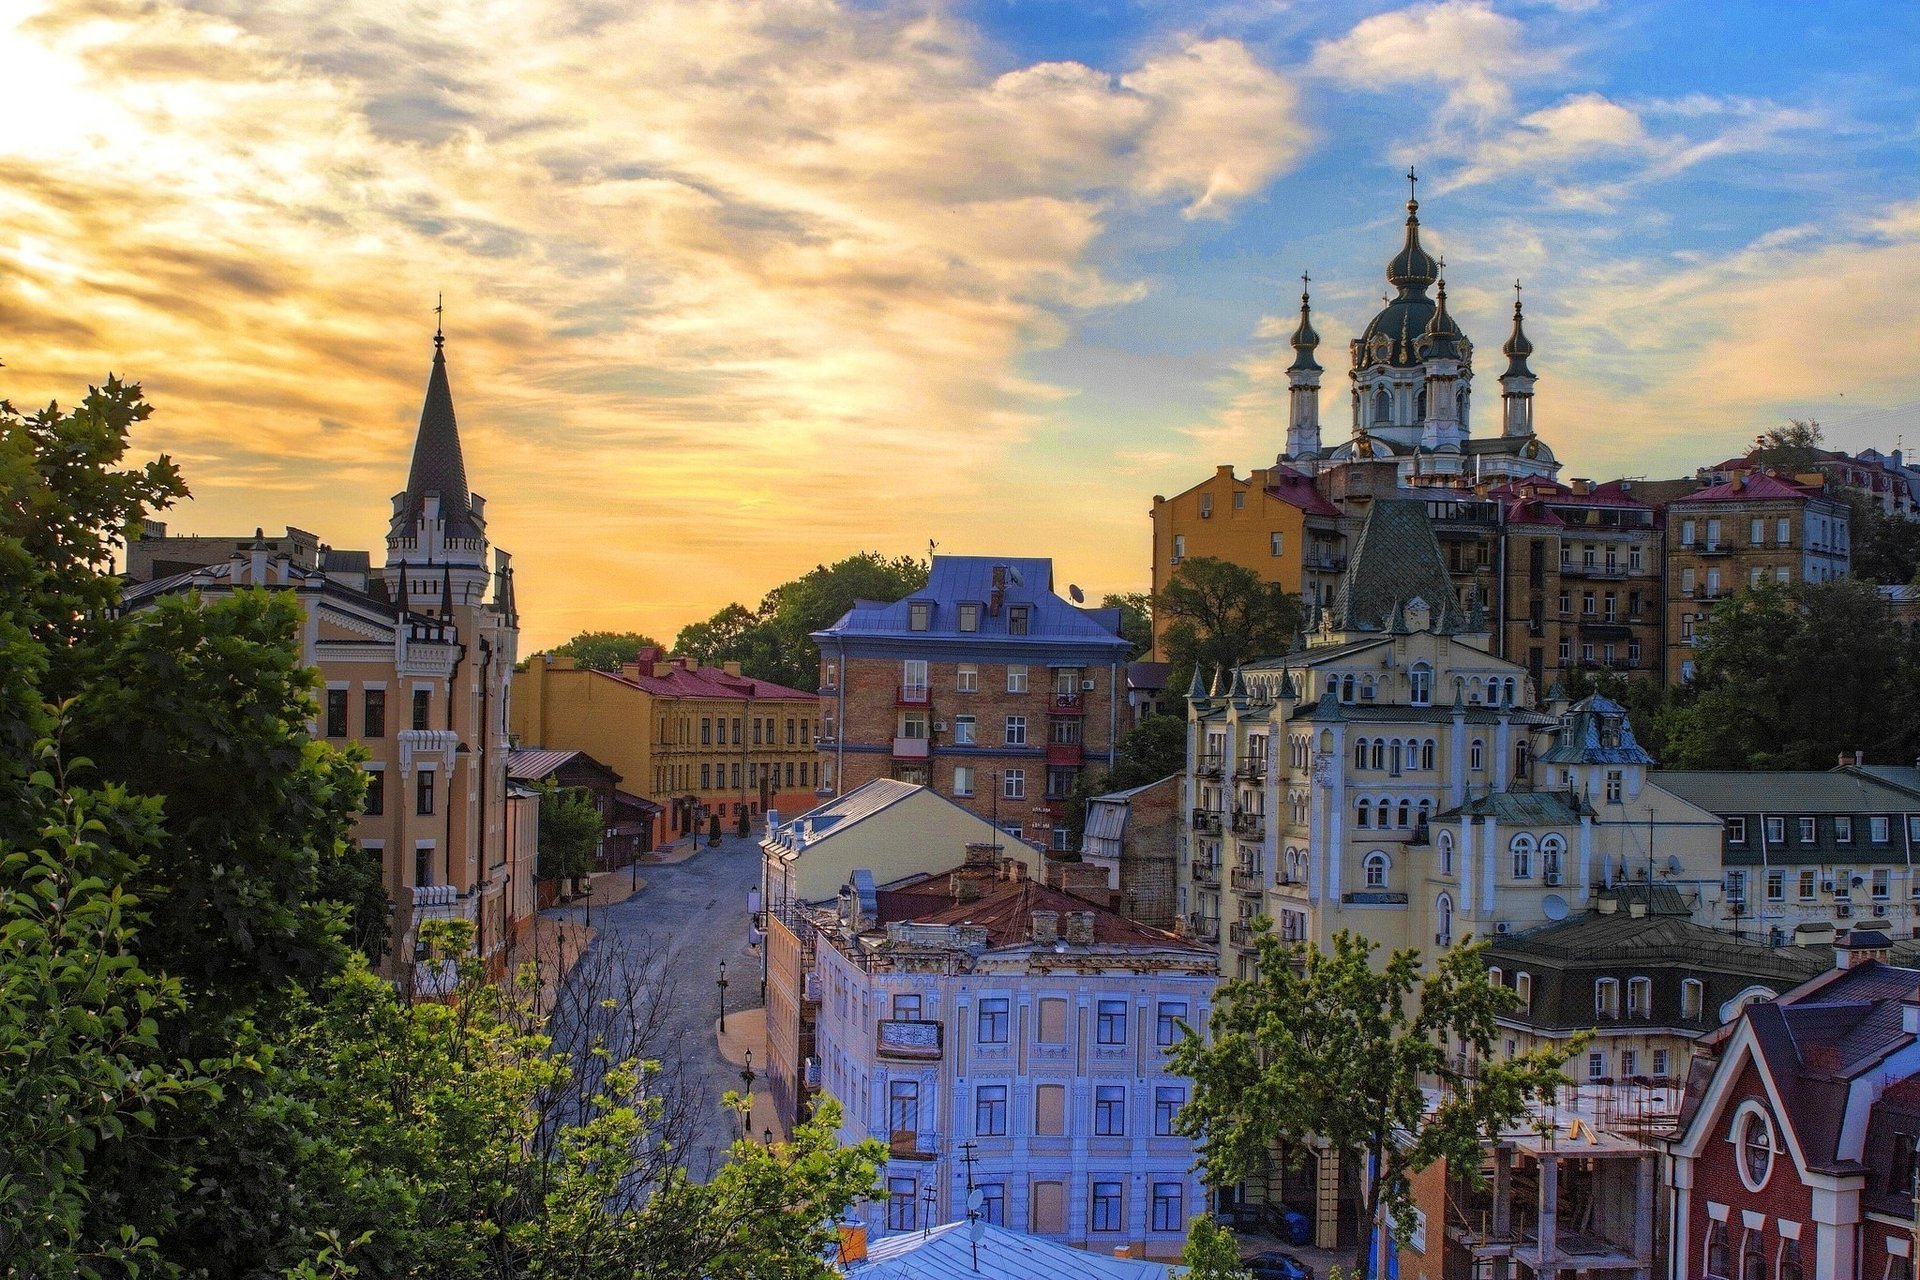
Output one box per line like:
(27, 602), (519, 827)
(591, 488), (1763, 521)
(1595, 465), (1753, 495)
(641, 838), (705, 866)
(715, 1006), (788, 1143)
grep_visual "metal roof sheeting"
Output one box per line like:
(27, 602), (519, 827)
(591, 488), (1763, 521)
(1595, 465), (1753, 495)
(855, 1221), (1178, 1279)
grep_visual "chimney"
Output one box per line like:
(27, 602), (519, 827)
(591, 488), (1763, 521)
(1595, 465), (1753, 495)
(990, 565), (1006, 616)
(1030, 910), (1059, 945)
(964, 841), (1001, 870)
(1628, 900), (1648, 918)
(1834, 928), (1891, 970)
(722, 660), (743, 677)
(1839, 752), (1852, 768)
(1571, 478), (1593, 496)
(653, 661), (672, 677)
(1855, 750), (1865, 766)
(1064, 911), (1096, 946)
(1003, 859), (1029, 883)
(1904, 1000), (1920, 1036)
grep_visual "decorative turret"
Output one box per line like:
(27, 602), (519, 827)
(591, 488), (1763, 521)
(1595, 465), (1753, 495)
(383, 313), (492, 608)
(1386, 175), (1440, 292)
(1501, 280), (1537, 438)
(1285, 273), (1323, 459)
(1418, 273), (1466, 458)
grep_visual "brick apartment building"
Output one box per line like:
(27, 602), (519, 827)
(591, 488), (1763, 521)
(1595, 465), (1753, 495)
(811, 556), (1132, 852)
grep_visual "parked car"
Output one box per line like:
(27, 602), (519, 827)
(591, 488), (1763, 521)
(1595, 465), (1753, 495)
(1244, 1250), (1315, 1280)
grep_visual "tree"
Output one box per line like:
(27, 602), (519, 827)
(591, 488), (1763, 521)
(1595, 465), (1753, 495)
(1750, 418), (1826, 473)
(1063, 714), (1187, 846)
(1156, 557), (1301, 701)
(549, 631), (663, 671)
(1171, 929), (1576, 1278)
(1179, 1215), (1250, 1280)
(1665, 577), (1920, 769)
(1102, 591), (1153, 659)
(539, 785), (603, 882)
(1843, 486), (1920, 586)
(674, 603), (770, 670)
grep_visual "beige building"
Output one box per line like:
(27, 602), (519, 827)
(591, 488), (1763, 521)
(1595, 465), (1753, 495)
(123, 329), (524, 987)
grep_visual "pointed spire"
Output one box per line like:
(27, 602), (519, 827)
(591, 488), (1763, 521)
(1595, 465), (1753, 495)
(1386, 167), (1439, 293)
(1421, 270), (1464, 360)
(1229, 666), (1250, 702)
(1288, 271), (1321, 373)
(400, 312), (479, 540)
(440, 562), (454, 615)
(1278, 669), (1298, 702)
(1210, 665), (1227, 698)
(1502, 279), (1536, 377)
(1186, 666), (1208, 702)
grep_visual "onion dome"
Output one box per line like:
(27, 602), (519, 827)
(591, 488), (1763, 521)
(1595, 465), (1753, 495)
(1356, 171), (1447, 369)
(1288, 274), (1321, 373)
(1502, 281), (1535, 377)
(1419, 275), (1464, 361)
(1386, 196), (1440, 291)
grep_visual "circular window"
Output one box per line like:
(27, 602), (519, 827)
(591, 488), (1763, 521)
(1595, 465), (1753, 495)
(1737, 1108), (1773, 1190)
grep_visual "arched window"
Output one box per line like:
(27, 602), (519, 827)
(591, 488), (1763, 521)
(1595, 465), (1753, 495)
(1540, 835), (1565, 884)
(1409, 662), (1432, 706)
(1376, 799), (1391, 829)
(1470, 739), (1485, 770)
(1505, 678), (1519, 705)
(1515, 971), (1533, 1010)
(1438, 831), (1454, 875)
(1354, 739), (1369, 770)
(1468, 676), (1482, 704)
(1361, 675), (1376, 699)
(1457, 386), (1469, 428)
(1488, 965), (1503, 988)
(1372, 387), (1390, 425)
(1594, 977), (1620, 1019)
(1681, 978), (1705, 1020)
(1740, 1231), (1763, 1280)
(1416, 385), (1428, 420)
(1777, 1238), (1803, 1280)
(1396, 799), (1411, 829)
(1628, 975), (1652, 1020)
(1341, 674), (1356, 702)
(1355, 798), (1370, 828)
(1364, 852), (1390, 888)
(1420, 739), (1435, 770)
(1704, 1221), (1730, 1277)
(1418, 798), (1432, 825)
(1510, 834), (1536, 879)
(1371, 740), (1385, 770)
(1436, 893), (1454, 946)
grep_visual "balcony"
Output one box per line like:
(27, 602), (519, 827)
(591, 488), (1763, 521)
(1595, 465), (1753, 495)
(896, 683), (930, 707)
(1045, 741), (1084, 766)
(1341, 890), (1409, 906)
(1307, 556), (1347, 574)
(891, 736), (930, 760)
(1694, 543), (1731, 557)
(1049, 692), (1085, 716)
(876, 1018), (943, 1061)
(1231, 812), (1266, 840)
(1187, 914), (1220, 942)
(1191, 808), (1223, 835)
(1233, 759), (1267, 783)
(1228, 922), (1261, 950)
(1192, 861), (1221, 887)
(1197, 755), (1225, 779)
(888, 1130), (939, 1161)
(1230, 866), (1263, 895)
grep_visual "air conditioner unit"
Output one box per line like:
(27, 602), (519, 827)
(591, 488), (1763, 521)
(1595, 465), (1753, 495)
(1822, 879), (1837, 893)
(1170, 555), (1183, 565)
(1493, 920), (1513, 936)
(802, 971), (821, 1003)
(933, 721), (947, 732)
(1836, 903), (1854, 919)
(1082, 679), (1096, 691)
(1544, 872), (1564, 886)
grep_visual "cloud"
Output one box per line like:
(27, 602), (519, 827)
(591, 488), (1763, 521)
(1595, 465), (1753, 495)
(0, 0), (1310, 646)
(1311, 0), (1557, 125)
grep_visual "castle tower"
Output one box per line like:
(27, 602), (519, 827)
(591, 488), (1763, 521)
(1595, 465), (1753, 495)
(383, 323), (493, 615)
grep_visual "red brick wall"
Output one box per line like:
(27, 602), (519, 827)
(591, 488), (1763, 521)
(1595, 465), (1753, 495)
(1684, 1057), (1817, 1277)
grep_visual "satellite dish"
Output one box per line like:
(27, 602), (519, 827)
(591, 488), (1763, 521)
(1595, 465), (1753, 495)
(968, 1218), (987, 1243)
(1007, 565), (1024, 586)
(967, 1188), (984, 1213)
(1069, 583), (1085, 604)
(1667, 855), (1682, 875)
(1542, 893), (1569, 921)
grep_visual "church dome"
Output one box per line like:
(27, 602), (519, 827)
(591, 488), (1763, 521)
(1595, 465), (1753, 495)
(1288, 279), (1321, 373)
(1502, 285), (1536, 378)
(1386, 198), (1440, 291)
(1355, 191), (1445, 369)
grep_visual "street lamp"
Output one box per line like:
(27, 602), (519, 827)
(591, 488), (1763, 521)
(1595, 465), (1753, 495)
(741, 1049), (757, 1136)
(717, 959), (729, 1033)
(763, 1127), (774, 1150)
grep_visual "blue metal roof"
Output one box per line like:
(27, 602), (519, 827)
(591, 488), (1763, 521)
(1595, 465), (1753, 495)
(813, 555), (1130, 659)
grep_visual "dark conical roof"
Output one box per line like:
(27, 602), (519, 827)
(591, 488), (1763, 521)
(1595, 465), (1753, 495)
(1288, 278), (1321, 373)
(400, 331), (480, 539)
(1331, 498), (1471, 634)
(1502, 284), (1536, 378)
(1419, 277), (1464, 361)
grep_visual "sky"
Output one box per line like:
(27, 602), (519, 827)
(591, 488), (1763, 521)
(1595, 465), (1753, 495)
(2, 0), (1917, 650)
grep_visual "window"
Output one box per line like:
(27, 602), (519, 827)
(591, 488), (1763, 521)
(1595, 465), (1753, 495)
(1270, 531), (1284, 556)
(1623, 1049), (1638, 1077)
(1681, 978), (1704, 1020)
(1234, 490), (1245, 510)
(416, 769), (435, 816)
(1594, 978), (1620, 1019)
(1726, 869), (1747, 904)
(952, 715), (976, 746)
(1409, 662), (1432, 706)
(1777, 516), (1791, 545)
(413, 843), (433, 887)
(1171, 534), (1186, 563)
(1091, 1181), (1122, 1232)
(1726, 816), (1747, 843)
(1200, 493), (1213, 517)
(1006, 665), (1028, 694)
(975, 1084), (1008, 1136)
(1151, 1181), (1184, 1233)
(1798, 869), (1816, 899)
(1588, 1050), (1606, 1082)
(1154, 1085), (1184, 1135)
(958, 602), (980, 632)
(1364, 851), (1389, 888)
(1510, 835), (1535, 880)
(1541, 836), (1564, 883)
(1739, 1109), (1774, 1189)
(977, 998), (1009, 1044)
(1766, 869), (1785, 901)
(1834, 814), (1853, 843)
(1096, 999), (1127, 1045)
(1515, 971), (1532, 1011)
(1798, 816), (1816, 843)
(887, 1078), (920, 1145)
(1653, 1048), (1669, 1077)
(1765, 816), (1784, 844)
(1008, 606), (1030, 636)
(1002, 770), (1025, 799)
(950, 665), (978, 695)
(324, 688), (349, 737)
(1872, 815), (1891, 843)
(700, 764), (711, 789)
(1034, 1083), (1065, 1135)
(1890, 1130), (1919, 1201)
(1558, 588), (1572, 614)
(1750, 517), (1765, 545)
(1157, 1001), (1188, 1047)
(1004, 715), (1027, 746)
(893, 993), (922, 1019)
(1037, 998), (1067, 1044)
(1778, 1239), (1804, 1280)
(1470, 739), (1484, 770)
(412, 687), (431, 730)
(1031, 1180), (1065, 1233)
(1094, 1085), (1126, 1136)
(363, 767), (384, 816)
(1605, 769), (1623, 803)
(363, 689), (385, 738)
(1873, 867), (1891, 900)
(953, 765), (974, 797)
(886, 1176), (917, 1231)
(1628, 976), (1652, 1018)
(1705, 1220), (1730, 1278)
(1438, 831), (1454, 875)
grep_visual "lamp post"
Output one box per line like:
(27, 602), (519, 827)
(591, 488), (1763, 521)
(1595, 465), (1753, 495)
(740, 1049), (756, 1136)
(717, 959), (729, 1033)
(763, 1127), (774, 1150)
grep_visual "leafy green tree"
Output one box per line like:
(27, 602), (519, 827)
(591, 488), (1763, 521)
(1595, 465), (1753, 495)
(1843, 486), (1920, 586)
(550, 630), (663, 671)
(1156, 557), (1301, 701)
(1666, 577), (1920, 769)
(1064, 714), (1187, 846)
(539, 785), (603, 882)
(674, 603), (769, 670)
(1102, 591), (1153, 659)
(1749, 418), (1826, 473)
(1178, 1215), (1249, 1279)
(1171, 929), (1576, 1278)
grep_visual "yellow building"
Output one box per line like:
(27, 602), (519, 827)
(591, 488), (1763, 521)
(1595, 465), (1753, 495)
(512, 651), (820, 842)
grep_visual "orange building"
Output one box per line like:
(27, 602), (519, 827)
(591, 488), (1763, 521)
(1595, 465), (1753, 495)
(512, 651), (820, 841)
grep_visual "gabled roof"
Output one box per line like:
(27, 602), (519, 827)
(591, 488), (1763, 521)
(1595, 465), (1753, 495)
(1670, 471), (1824, 505)
(1437, 789), (1588, 824)
(772, 778), (921, 841)
(1330, 498), (1473, 635)
(506, 748), (594, 782)
(1264, 466), (1342, 517)
(813, 555), (1129, 653)
(1653, 769), (1920, 814)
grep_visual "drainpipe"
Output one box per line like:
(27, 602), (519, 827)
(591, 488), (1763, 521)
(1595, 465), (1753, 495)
(1753, 814), (1770, 944)
(1107, 662), (1118, 770)
(835, 638), (846, 799)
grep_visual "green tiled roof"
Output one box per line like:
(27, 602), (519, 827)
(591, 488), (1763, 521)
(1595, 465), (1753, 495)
(1331, 498), (1472, 634)
(1437, 789), (1588, 823)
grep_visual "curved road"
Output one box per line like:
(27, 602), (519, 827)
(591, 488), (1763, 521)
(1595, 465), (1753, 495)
(545, 829), (766, 1182)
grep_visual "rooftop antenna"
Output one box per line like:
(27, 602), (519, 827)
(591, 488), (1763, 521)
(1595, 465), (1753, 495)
(959, 1140), (984, 1271)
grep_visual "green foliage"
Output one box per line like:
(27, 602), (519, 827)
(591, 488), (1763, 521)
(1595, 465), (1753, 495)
(673, 552), (928, 691)
(548, 631), (663, 671)
(1749, 418), (1825, 473)
(538, 785), (603, 881)
(1172, 929), (1578, 1278)
(1156, 557), (1301, 701)
(1665, 577), (1920, 769)
(1178, 1215), (1249, 1280)
(1843, 486), (1920, 586)
(1102, 591), (1153, 659)
(1063, 714), (1187, 846)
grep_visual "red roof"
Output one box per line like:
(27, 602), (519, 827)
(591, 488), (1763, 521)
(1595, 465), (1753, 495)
(596, 662), (815, 702)
(1671, 471), (1824, 505)
(1264, 466), (1341, 517)
(877, 867), (1200, 949)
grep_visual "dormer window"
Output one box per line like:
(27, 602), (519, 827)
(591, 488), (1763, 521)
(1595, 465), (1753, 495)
(1725, 817), (1747, 843)
(958, 602), (980, 632)
(1008, 605), (1031, 636)
(908, 601), (932, 632)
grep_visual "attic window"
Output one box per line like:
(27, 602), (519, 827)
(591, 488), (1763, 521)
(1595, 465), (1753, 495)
(1008, 605), (1031, 636)
(958, 602), (980, 632)
(909, 601), (932, 632)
